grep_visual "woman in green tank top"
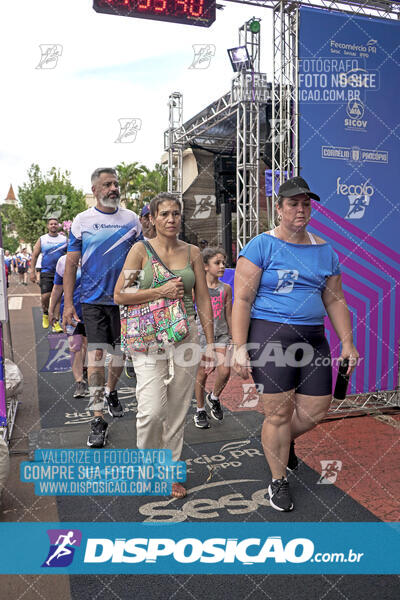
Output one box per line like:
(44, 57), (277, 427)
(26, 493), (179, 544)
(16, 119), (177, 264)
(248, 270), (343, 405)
(114, 193), (215, 499)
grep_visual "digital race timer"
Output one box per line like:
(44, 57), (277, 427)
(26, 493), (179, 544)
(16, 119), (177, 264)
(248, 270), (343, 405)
(93, 0), (216, 28)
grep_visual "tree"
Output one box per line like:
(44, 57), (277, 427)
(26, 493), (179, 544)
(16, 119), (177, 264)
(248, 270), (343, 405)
(115, 161), (168, 214)
(139, 163), (168, 202)
(14, 164), (86, 246)
(0, 205), (19, 253)
(115, 161), (144, 205)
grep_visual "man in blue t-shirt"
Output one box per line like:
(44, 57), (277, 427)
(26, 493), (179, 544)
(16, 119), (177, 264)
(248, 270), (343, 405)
(4, 251), (12, 286)
(63, 167), (143, 448)
(4, 250), (12, 272)
(30, 218), (67, 331)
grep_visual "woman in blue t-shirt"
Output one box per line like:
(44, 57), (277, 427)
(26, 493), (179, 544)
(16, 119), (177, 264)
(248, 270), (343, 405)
(232, 176), (359, 512)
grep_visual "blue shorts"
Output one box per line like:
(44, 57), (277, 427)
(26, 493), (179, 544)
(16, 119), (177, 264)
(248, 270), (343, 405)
(248, 319), (332, 396)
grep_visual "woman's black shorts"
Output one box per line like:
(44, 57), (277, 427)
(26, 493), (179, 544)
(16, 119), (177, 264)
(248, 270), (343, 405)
(248, 319), (332, 396)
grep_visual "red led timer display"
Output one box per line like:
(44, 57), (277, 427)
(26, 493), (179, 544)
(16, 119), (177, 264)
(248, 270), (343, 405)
(93, 0), (216, 27)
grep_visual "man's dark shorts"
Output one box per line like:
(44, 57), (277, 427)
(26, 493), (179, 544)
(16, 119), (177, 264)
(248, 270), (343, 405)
(81, 304), (121, 348)
(40, 271), (55, 294)
(72, 322), (86, 337)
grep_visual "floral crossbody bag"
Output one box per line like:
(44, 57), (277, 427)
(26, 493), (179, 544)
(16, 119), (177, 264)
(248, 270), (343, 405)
(120, 241), (190, 358)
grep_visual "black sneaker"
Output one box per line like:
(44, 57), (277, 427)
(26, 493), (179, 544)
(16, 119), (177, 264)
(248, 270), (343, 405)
(73, 381), (87, 398)
(194, 410), (210, 429)
(287, 440), (299, 471)
(205, 392), (223, 421)
(87, 417), (108, 448)
(268, 478), (294, 512)
(105, 390), (124, 418)
(124, 357), (136, 381)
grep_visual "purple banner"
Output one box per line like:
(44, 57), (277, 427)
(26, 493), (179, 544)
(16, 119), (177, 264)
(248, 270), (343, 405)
(0, 324), (6, 426)
(310, 204), (400, 394)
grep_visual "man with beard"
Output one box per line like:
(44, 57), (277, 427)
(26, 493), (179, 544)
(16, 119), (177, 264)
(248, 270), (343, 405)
(63, 168), (143, 448)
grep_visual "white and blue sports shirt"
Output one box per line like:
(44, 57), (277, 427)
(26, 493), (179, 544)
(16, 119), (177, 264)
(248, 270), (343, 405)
(68, 206), (143, 305)
(40, 233), (67, 274)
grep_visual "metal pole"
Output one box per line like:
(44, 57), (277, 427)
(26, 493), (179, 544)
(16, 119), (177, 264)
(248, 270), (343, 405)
(221, 202), (233, 266)
(0, 217), (9, 439)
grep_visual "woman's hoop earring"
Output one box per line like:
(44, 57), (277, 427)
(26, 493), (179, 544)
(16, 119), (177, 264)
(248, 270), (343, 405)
(277, 214), (282, 222)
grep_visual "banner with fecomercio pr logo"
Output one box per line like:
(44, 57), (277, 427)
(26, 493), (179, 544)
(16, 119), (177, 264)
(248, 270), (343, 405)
(298, 7), (400, 394)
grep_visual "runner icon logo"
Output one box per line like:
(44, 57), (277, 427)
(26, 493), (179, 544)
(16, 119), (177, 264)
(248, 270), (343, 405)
(193, 195), (215, 220)
(317, 460), (342, 484)
(41, 334), (71, 373)
(345, 194), (370, 219)
(274, 270), (299, 294)
(42, 529), (82, 567)
(115, 118), (142, 144)
(189, 44), (216, 70)
(36, 44), (63, 69)
(240, 384), (263, 408)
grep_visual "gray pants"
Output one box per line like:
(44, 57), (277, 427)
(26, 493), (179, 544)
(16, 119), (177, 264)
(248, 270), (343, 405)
(131, 317), (200, 462)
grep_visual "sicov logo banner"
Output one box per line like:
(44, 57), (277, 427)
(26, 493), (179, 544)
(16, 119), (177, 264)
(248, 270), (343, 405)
(298, 7), (400, 394)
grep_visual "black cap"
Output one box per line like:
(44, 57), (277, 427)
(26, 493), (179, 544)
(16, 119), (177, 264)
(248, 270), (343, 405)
(277, 176), (320, 202)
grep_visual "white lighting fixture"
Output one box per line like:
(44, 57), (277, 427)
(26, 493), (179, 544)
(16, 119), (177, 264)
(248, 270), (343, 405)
(227, 46), (252, 72)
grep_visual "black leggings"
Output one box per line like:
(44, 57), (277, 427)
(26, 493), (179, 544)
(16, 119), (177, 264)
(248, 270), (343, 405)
(248, 319), (332, 396)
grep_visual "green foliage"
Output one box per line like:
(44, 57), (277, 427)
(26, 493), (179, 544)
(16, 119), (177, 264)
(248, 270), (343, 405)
(115, 161), (144, 203)
(0, 205), (19, 253)
(139, 163), (168, 203)
(15, 164), (86, 246)
(115, 161), (168, 214)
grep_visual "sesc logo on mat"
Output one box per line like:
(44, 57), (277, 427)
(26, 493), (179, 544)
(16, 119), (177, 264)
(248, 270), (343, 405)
(42, 529), (82, 568)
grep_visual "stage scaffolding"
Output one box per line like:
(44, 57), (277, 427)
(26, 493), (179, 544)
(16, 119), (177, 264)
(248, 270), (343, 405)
(164, 0), (400, 414)
(226, 0), (400, 20)
(164, 92), (184, 201)
(165, 18), (269, 251)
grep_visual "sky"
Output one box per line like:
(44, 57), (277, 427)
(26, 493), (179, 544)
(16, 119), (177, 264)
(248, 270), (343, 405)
(0, 0), (273, 200)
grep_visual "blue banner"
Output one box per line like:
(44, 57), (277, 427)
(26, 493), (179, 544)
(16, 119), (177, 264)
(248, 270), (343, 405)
(0, 522), (397, 574)
(298, 7), (400, 393)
